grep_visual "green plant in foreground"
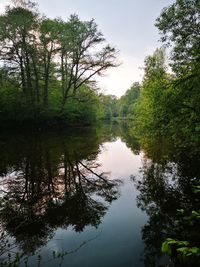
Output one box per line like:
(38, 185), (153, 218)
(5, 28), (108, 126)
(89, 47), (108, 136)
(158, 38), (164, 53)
(161, 183), (200, 265)
(162, 238), (200, 260)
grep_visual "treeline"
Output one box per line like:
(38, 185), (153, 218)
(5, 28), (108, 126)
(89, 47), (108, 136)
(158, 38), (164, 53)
(0, 0), (118, 126)
(96, 83), (141, 121)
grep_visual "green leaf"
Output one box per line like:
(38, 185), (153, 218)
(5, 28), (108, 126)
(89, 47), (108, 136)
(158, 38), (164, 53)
(161, 241), (172, 255)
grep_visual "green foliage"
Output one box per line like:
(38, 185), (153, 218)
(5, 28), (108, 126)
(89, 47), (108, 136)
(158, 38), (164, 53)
(154, 0), (200, 146)
(129, 0), (200, 150)
(161, 180), (200, 265)
(162, 237), (200, 264)
(161, 239), (189, 256)
(61, 86), (100, 124)
(134, 48), (172, 138)
(98, 94), (120, 121)
(155, 0), (200, 75)
(119, 82), (140, 119)
(0, 1), (118, 127)
(161, 219), (200, 263)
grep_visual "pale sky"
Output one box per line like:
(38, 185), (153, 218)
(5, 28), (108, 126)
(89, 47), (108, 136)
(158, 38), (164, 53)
(0, 0), (174, 97)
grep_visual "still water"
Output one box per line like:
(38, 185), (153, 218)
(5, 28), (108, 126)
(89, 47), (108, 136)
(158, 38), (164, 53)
(0, 124), (198, 267)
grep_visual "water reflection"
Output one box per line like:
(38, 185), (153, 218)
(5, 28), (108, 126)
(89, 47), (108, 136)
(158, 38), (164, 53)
(0, 127), (121, 263)
(1, 123), (199, 267)
(130, 135), (200, 267)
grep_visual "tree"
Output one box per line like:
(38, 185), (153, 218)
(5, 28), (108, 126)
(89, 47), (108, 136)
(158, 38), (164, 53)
(98, 94), (120, 120)
(57, 14), (118, 112)
(134, 48), (171, 138)
(0, 2), (41, 113)
(0, 2), (118, 125)
(155, 0), (200, 144)
(39, 18), (60, 106)
(155, 0), (200, 75)
(119, 82), (140, 118)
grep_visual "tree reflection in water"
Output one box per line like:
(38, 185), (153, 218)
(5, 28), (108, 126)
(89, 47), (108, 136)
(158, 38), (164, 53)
(0, 129), (121, 263)
(131, 136), (200, 267)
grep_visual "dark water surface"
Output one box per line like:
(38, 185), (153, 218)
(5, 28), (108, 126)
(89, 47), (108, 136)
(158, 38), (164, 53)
(0, 124), (199, 267)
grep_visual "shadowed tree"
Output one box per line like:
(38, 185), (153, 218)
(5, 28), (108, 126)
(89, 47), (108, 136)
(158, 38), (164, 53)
(57, 14), (119, 112)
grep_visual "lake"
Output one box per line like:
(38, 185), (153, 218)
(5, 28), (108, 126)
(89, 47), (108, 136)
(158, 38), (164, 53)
(0, 123), (199, 267)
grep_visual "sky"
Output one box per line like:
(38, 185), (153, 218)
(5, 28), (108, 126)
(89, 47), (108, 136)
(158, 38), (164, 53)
(0, 0), (174, 97)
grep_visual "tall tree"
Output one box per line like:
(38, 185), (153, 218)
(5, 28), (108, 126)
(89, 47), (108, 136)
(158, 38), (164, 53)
(39, 19), (60, 106)
(57, 15), (118, 111)
(155, 0), (200, 142)
(134, 48), (171, 137)
(0, 2), (118, 124)
(119, 82), (140, 118)
(155, 0), (200, 75)
(0, 2), (39, 106)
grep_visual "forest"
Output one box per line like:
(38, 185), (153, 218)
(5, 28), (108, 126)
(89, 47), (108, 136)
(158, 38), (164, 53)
(0, 0), (119, 126)
(0, 0), (199, 266)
